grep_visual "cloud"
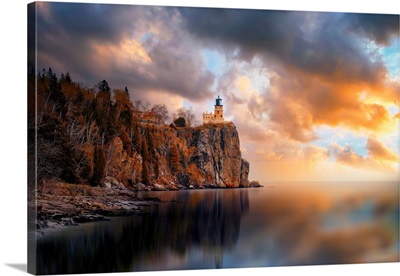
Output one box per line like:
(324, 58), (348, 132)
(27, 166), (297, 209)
(35, 3), (399, 181)
(366, 136), (398, 162)
(347, 13), (400, 45)
(180, 8), (399, 141)
(328, 139), (398, 171)
(181, 9), (397, 81)
(36, 3), (215, 103)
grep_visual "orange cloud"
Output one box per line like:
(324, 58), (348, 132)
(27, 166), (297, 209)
(264, 70), (398, 143)
(367, 136), (398, 162)
(328, 140), (398, 172)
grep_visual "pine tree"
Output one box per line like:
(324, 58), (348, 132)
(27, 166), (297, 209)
(141, 136), (149, 162)
(65, 72), (72, 83)
(60, 145), (80, 183)
(91, 145), (106, 186)
(141, 139), (150, 184)
(146, 127), (155, 158)
(142, 160), (150, 184)
(154, 160), (160, 180)
(169, 143), (181, 174)
(98, 79), (111, 94)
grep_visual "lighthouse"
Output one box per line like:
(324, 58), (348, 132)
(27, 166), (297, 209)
(213, 95), (224, 123)
(202, 95), (225, 124)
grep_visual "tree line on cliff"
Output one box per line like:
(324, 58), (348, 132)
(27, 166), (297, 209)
(28, 68), (231, 189)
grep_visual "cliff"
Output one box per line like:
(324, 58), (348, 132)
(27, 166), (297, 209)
(129, 122), (250, 190)
(178, 122), (247, 188)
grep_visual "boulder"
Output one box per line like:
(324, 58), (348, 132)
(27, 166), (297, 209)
(153, 183), (167, 191)
(101, 176), (125, 190)
(134, 182), (150, 191)
(249, 181), (262, 188)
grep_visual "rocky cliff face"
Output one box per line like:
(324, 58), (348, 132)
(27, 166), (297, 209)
(182, 123), (241, 187)
(240, 159), (250, 188)
(96, 122), (250, 190)
(182, 122), (246, 188)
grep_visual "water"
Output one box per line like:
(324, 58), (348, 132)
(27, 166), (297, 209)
(35, 182), (399, 274)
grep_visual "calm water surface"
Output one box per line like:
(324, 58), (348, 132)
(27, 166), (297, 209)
(35, 182), (399, 274)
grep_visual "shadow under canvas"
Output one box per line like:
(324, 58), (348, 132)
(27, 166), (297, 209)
(6, 264), (27, 273)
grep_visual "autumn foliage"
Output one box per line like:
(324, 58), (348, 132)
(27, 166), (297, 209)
(29, 68), (207, 188)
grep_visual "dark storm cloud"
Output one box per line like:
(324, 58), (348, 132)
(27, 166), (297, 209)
(180, 8), (395, 82)
(37, 3), (133, 43)
(347, 13), (399, 45)
(36, 3), (214, 102)
(180, 8), (297, 62)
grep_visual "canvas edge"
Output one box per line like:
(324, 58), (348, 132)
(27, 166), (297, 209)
(27, 2), (37, 275)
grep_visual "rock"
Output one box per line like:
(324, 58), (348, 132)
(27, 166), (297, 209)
(153, 183), (167, 191)
(249, 181), (262, 187)
(134, 182), (150, 191)
(168, 185), (179, 191)
(51, 214), (65, 220)
(189, 185), (195, 189)
(73, 214), (108, 223)
(101, 181), (112, 189)
(240, 158), (250, 187)
(101, 176), (126, 190)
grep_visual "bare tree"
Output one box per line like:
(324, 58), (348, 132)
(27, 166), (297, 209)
(133, 99), (142, 113)
(151, 104), (170, 124)
(174, 106), (196, 127)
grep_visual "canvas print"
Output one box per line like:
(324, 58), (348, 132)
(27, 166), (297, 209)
(27, 1), (399, 275)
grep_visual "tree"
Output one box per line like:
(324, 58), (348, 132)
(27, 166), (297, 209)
(141, 139), (150, 184)
(174, 117), (186, 127)
(151, 104), (170, 124)
(154, 160), (160, 180)
(47, 67), (53, 78)
(65, 72), (72, 83)
(113, 89), (133, 129)
(98, 79), (111, 94)
(131, 117), (142, 150)
(174, 106), (196, 127)
(60, 144), (80, 184)
(168, 143), (181, 174)
(91, 145), (106, 186)
(47, 70), (66, 114)
(142, 160), (150, 184)
(133, 99), (142, 114)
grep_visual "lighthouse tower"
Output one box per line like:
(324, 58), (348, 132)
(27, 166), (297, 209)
(213, 95), (224, 123)
(202, 95), (225, 124)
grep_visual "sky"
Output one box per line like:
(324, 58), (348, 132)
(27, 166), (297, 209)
(33, 2), (399, 182)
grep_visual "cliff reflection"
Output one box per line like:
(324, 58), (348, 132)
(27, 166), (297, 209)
(36, 189), (249, 274)
(35, 183), (399, 274)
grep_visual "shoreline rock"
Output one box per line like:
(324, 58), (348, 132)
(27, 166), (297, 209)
(32, 178), (263, 236)
(32, 180), (160, 236)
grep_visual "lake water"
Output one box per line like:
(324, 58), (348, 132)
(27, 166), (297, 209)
(35, 182), (399, 274)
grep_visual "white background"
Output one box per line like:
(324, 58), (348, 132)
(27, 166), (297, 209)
(0, 0), (399, 275)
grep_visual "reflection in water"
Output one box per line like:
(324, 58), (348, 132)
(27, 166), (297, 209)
(35, 189), (249, 274)
(34, 182), (399, 274)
